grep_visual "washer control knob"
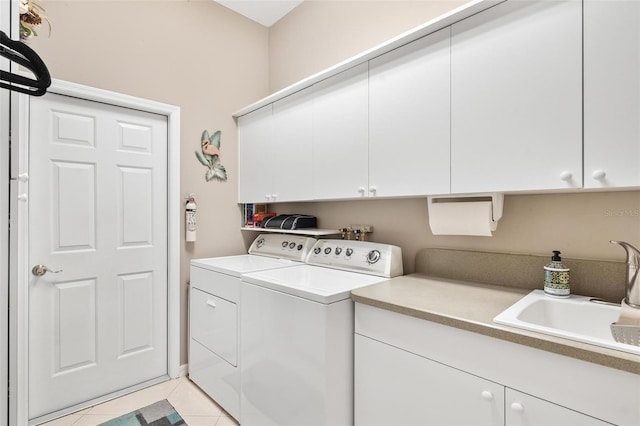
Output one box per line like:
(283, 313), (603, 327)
(314, 247), (322, 254)
(345, 248), (354, 257)
(297, 244), (303, 251)
(289, 242), (296, 249)
(324, 247), (332, 255)
(256, 238), (265, 248)
(367, 250), (381, 264)
(282, 241), (288, 248)
(335, 247), (343, 255)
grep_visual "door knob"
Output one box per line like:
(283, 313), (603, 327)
(31, 265), (62, 276)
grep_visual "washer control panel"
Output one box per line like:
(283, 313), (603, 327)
(306, 239), (403, 278)
(248, 234), (316, 261)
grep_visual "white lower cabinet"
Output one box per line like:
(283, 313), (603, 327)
(354, 303), (634, 425)
(355, 334), (504, 426)
(506, 389), (609, 426)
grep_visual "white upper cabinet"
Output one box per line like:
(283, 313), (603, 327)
(369, 27), (451, 197)
(450, 0), (582, 194)
(238, 105), (274, 203)
(272, 88), (314, 201)
(584, 0), (640, 189)
(312, 63), (369, 200)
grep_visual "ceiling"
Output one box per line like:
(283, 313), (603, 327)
(213, 0), (304, 27)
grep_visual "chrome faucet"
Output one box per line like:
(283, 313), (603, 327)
(611, 240), (640, 308)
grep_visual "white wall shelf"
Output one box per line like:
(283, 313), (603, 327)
(240, 227), (341, 237)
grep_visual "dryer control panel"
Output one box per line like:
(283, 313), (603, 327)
(306, 239), (403, 278)
(248, 233), (316, 261)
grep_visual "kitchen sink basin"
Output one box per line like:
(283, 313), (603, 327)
(494, 290), (640, 355)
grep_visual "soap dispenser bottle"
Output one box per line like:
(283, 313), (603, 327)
(544, 250), (570, 297)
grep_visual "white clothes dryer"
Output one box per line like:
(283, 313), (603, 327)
(240, 239), (402, 426)
(189, 233), (316, 421)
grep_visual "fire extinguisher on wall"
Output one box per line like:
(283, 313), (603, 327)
(185, 193), (197, 242)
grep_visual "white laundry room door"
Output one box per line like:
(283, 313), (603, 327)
(27, 93), (168, 420)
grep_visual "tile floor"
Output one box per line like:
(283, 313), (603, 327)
(41, 377), (239, 426)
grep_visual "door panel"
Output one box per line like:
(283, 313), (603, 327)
(55, 279), (97, 373)
(52, 161), (96, 250)
(28, 93), (168, 420)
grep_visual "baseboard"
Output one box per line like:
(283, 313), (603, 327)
(177, 363), (188, 378)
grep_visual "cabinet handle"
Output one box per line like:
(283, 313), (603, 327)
(206, 300), (217, 308)
(592, 169), (606, 180)
(369, 186), (377, 196)
(559, 171), (572, 181)
(265, 194), (271, 201)
(510, 402), (524, 413)
(481, 391), (493, 401)
(271, 193), (277, 201)
(357, 187), (366, 195)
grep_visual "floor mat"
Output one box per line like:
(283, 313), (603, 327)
(98, 399), (186, 426)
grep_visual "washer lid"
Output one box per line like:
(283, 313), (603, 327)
(191, 254), (298, 277)
(241, 264), (388, 304)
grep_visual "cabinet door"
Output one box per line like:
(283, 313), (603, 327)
(369, 27), (451, 197)
(312, 63), (369, 200)
(584, 1), (640, 188)
(272, 88), (313, 202)
(451, 0), (582, 193)
(506, 389), (610, 426)
(238, 105), (274, 203)
(355, 334), (504, 426)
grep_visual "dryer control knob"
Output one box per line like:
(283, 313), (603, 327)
(367, 250), (381, 264)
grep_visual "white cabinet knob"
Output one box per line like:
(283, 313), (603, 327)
(369, 186), (377, 196)
(271, 193), (277, 201)
(592, 169), (606, 180)
(18, 173), (29, 182)
(510, 402), (524, 412)
(17, 194), (28, 202)
(481, 391), (494, 401)
(559, 171), (572, 181)
(357, 187), (366, 195)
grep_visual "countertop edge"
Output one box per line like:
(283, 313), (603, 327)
(351, 291), (640, 375)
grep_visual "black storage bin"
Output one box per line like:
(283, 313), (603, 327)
(262, 214), (317, 230)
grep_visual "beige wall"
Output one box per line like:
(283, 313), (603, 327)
(269, 0), (469, 92)
(269, 0), (640, 272)
(28, 0), (269, 365)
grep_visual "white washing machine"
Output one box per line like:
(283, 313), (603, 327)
(240, 239), (403, 426)
(189, 233), (316, 421)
